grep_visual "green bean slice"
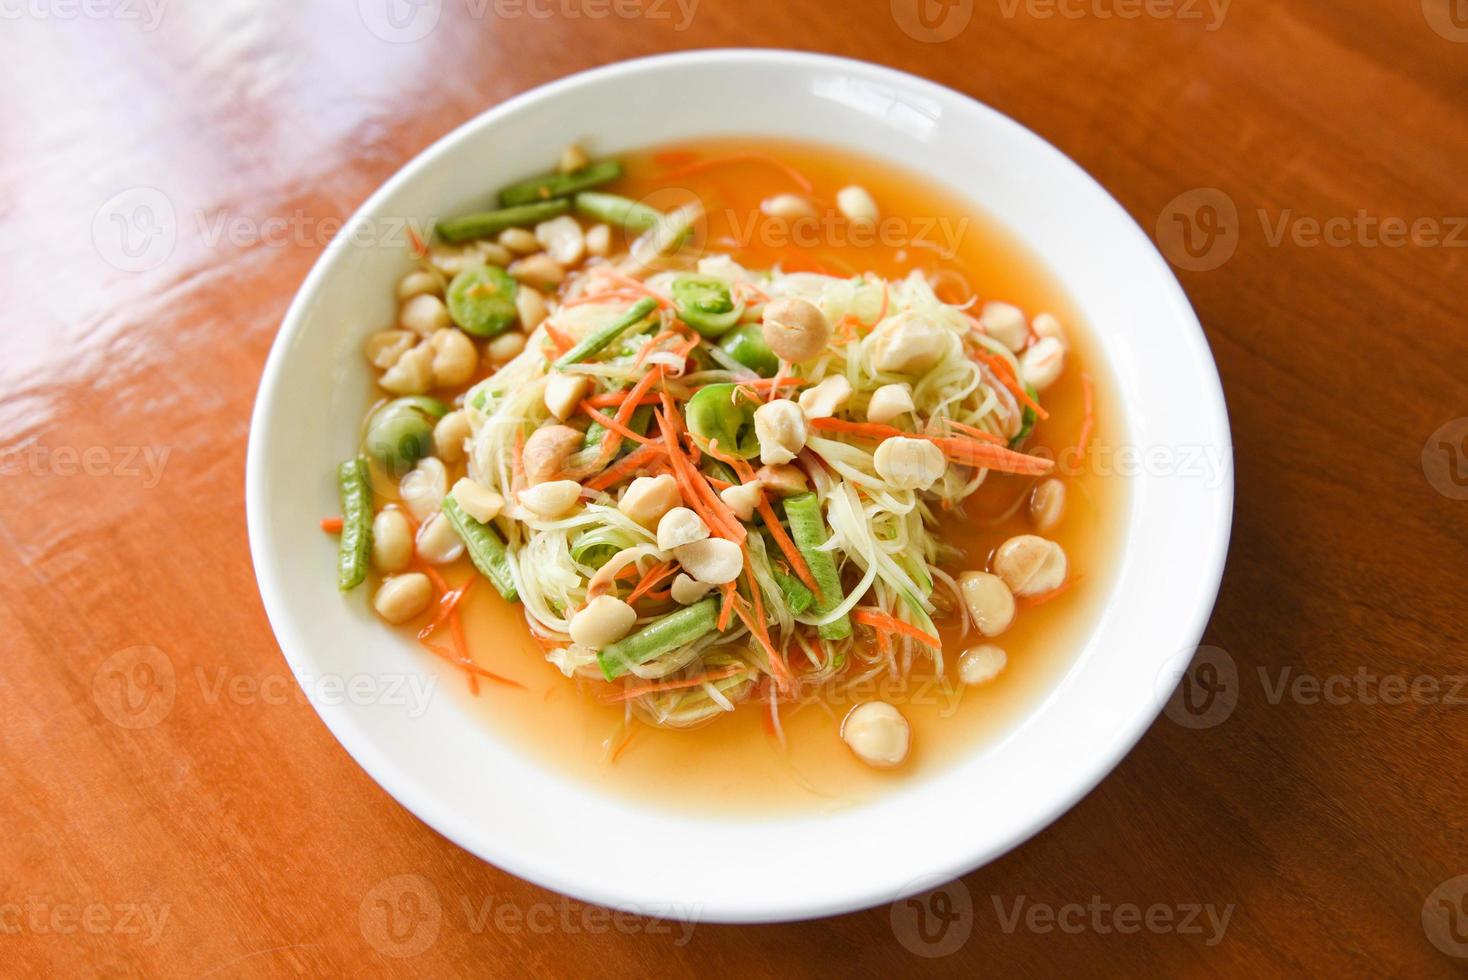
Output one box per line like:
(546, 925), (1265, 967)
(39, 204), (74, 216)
(441, 496), (518, 602)
(337, 457), (373, 592)
(553, 297), (659, 368)
(597, 598), (719, 681)
(447, 264), (518, 338)
(685, 383), (760, 460)
(498, 159), (623, 207)
(435, 199), (570, 243)
(784, 493), (851, 639)
(671, 275), (743, 336)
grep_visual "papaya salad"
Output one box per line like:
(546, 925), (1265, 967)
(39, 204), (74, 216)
(329, 144), (1087, 771)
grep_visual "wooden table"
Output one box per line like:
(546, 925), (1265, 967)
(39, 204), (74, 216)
(4, 2), (1465, 975)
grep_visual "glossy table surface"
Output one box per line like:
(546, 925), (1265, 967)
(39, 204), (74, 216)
(3, 1), (1466, 975)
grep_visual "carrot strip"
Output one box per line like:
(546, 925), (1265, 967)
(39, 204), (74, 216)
(418, 577), (475, 641)
(1077, 373), (1095, 458)
(652, 151), (814, 194)
(628, 561), (677, 604)
(582, 403), (656, 446)
(605, 665), (746, 703)
(717, 581), (738, 631)
(319, 517), (343, 533)
(542, 322), (575, 356)
(732, 600), (791, 693)
(982, 353), (1049, 420)
(1018, 577), (1080, 608)
(939, 418), (1004, 444)
(851, 608), (941, 649)
(562, 289), (644, 310)
(808, 417), (1053, 476)
(407, 227), (427, 257)
(422, 644), (524, 689)
(608, 725), (637, 763)
(755, 497), (820, 597)
(586, 390), (661, 409)
(583, 443), (667, 491)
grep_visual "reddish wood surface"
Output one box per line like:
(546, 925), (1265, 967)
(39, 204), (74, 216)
(3, 2), (1466, 976)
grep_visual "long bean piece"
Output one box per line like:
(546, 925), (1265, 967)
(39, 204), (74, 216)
(597, 598), (719, 681)
(436, 199), (570, 243)
(442, 495), (518, 602)
(783, 493), (851, 639)
(336, 457), (373, 591)
(572, 192), (664, 235)
(498, 160), (623, 207)
(553, 297), (659, 368)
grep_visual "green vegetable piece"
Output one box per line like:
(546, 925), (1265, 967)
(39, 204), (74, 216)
(784, 493), (851, 639)
(769, 561), (815, 615)
(1008, 383), (1040, 448)
(572, 191), (664, 235)
(671, 275), (743, 336)
(570, 525), (637, 569)
(435, 199), (571, 243)
(553, 297), (659, 368)
(498, 159), (623, 207)
(336, 457), (373, 592)
(442, 496), (518, 602)
(363, 396), (450, 475)
(597, 599), (719, 681)
(583, 403), (653, 457)
(685, 383), (761, 460)
(447, 264), (518, 338)
(719, 324), (778, 377)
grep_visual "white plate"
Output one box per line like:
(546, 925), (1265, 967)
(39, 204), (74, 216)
(246, 50), (1232, 923)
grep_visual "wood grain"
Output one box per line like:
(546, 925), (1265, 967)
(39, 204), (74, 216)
(1, 1), (1465, 975)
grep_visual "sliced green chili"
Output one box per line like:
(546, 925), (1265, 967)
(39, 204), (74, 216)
(337, 457), (372, 592)
(685, 383), (760, 459)
(498, 159), (623, 207)
(447, 264), (518, 337)
(553, 297), (659, 368)
(784, 493), (851, 639)
(719, 324), (778, 377)
(441, 495), (518, 602)
(671, 275), (743, 336)
(597, 598), (719, 681)
(435, 199), (570, 243)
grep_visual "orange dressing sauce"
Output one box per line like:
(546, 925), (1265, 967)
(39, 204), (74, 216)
(399, 139), (1127, 815)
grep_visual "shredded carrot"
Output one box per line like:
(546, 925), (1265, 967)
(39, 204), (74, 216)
(592, 269), (670, 306)
(583, 442), (667, 492)
(581, 402), (656, 446)
(717, 581), (738, 630)
(851, 608), (941, 649)
(421, 643), (524, 689)
(808, 417), (1053, 476)
(319, 517), (343, 533)
(1077, 373), (1095, 458)
(542, 322), (575, 357)
(605, 665), (746, 703)
(732, 600), (792, 693)
(418, 564), (450, 595)
(418, 577), (475, 641)
(586, 390), (661, 409)
(651, 151), (814, 194)
(755, 496), (820, 597)
(608, 725), (637, 763)
(633, 328), (678, 368)
(562, 289), (645, 310)
(1019, 577), (1080, 608)
(627, 561), (677, 604)
(940, 418), (1004, 444)
(656, 404), (746, 543)
(981, 353), (1049, 420)
(407, 227), (427, 257)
